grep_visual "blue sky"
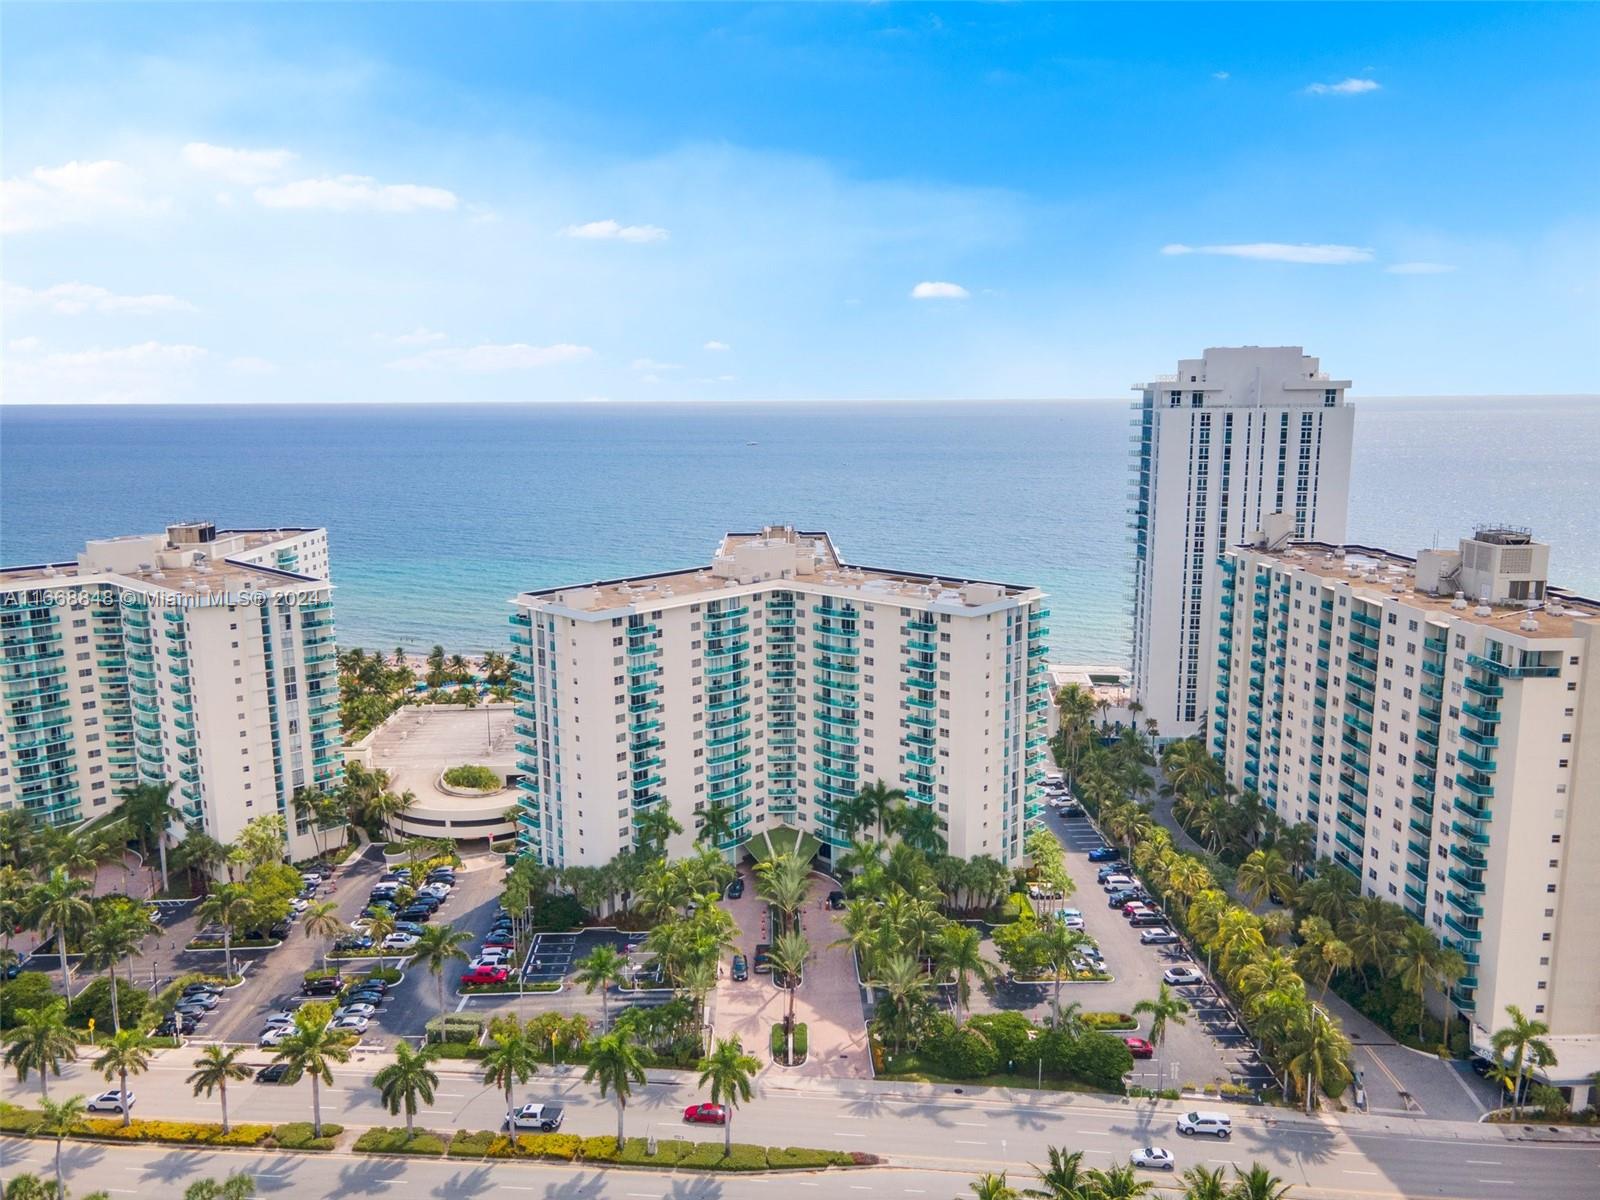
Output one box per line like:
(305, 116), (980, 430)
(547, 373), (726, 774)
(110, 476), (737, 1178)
(3, 2), (1596, 403)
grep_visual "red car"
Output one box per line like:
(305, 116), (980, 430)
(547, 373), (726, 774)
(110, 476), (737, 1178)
(683, 1102), (727, 1125)
(1124, 1037), (1155, 1059)
(460, 966), (509, 986)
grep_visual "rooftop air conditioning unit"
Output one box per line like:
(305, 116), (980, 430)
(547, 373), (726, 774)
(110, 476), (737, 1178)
(1520, 615), (1540, 631)
(1474, 604), (1492, 617)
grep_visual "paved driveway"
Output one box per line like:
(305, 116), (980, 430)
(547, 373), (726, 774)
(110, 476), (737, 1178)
(712, 865), (871, 1079)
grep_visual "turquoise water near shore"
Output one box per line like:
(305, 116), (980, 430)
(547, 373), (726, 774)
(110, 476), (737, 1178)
(2, 397), (1596, 664)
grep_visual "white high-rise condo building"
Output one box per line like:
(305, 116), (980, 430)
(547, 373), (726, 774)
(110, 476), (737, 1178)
(509, 526), (1051, 868)
(1213, 526), (1600, 1056)
(0, 522), (343, 860)
(1130, 347), (1354, 737)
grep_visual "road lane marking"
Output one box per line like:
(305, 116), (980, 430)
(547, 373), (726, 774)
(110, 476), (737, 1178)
(1479, 1181), (1515, 1187)
(1343, 1170), (1380, 1176)
(954, 1140), (987, 1146)
(1075, 1130), (1111, 1136)
(1465, 1160), (1501, 1165)
(952, 1121), (985, 1127)
(834, 1131), (866, 1137)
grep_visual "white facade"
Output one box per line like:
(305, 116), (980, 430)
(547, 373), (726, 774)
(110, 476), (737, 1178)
(1130, 347), (1354, 737)
(509, 526), (1051, 868)
(0, 522), (342, 861)
(1214, 529), (1600, 1043)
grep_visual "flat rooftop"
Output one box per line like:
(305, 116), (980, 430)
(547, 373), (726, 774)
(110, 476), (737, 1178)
(366, 704), (517, 799)
(516, 526), (1043, 615)
(0, 556), (322, 600)
(1249, 542), (1600, 641)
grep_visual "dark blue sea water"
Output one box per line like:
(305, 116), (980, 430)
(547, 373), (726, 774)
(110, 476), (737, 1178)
(2, 397), (1596, 664)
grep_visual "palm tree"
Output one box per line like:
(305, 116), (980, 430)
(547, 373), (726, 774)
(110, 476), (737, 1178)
(935, 923), (990, 1025)
(26, 867), (93, 1005)
(301, 899), (346, 970)
(697, 1035), (759, 1152)
(1132, 982), (1190, 1091)
(1237, 848), (1294, 909)
(412, 925), (473, 1041)
(195, 882), (255, 981)
(1024, 1146), (1088, 1200)
(893, 803), (946, 855)
(969, 1174), (1019, 1200)
(375, 1041), (442, 1137)
(184, 1176), (257, 1200)
(1491, 1003), (1556, 1117)
(481, 1023), (540, 1140)
(92, 1029), (153, 1128)
(187, 1044), (251, 1134)
(38, 1093), (86, 1200)
(696, 802), (737, 849)
(768, 930), (809, 1064)
(754, 852), (811, 936)
(1391, 924), (1466, 1040)
(633, 806), (682, 857)
(872, 952), (930, 1055)
(1340, 897), (1407, 985)
(81, 913), (143, 1033)
(1297, 870), (1358, 928)
(1284, 1005), (1353, 1115)
(583, 1030), (647, 1142)
(1083, 1162), (1153, 1199)
(857, 779), (908, 841)
(271, 1004), (355, 1136)
(573, 943), (628, 1032)
(1177, 1164), (1229, 1200)
(1228, 1164), (1294, 1200)
(4, 1001), (78, 1098)
(121, 780), (179, 892)
(1032, 922), (1093, 1027)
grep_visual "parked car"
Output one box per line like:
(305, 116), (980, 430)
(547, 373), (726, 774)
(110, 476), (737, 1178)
(1130, 1147), (1175, 1171)
(1058, 914), (1086, 930)
(344, 988), (386, 1007)
(259, 1027), (292, 1048)
(508, 1102), (564, 1131)
(1101, 875), (1134, 892)
(752, 943), (773, 973)
(1129, 913), (1167, 928)
(156, 1014), (199, 1037)
(394, 921), (426, 937)
(1059, 803), (1085, 817)
(683, 1102), (728, 1126)
(397, 907), (433, 924)
(330, 1015), (370, 1033)
(469, 955), (511, 972)
(182, 982), (223, 997)
(1124, 1037), (1155, 1059)
(1122, 901), (1154, 917)
(85, 1090), (135, 1115)
(461, 966), (510, 986)
(335, 1001), (378, 1018)
(726, 877), (745, 899)
(1140, 928), (1180, 945)
(335, 935), (374, 952)
(1163, 966), (1205, 986)
(303, 976), (344, 996)
(261, 1011), (299, 1028)
(827, 890), (847, 910)
(256, 1063), (291, 1084)
(731, 954), (748, 981)
(1088, 847), (1122, 863)
(1097, 865), (1129, 883)
(383, 932), (420, 950)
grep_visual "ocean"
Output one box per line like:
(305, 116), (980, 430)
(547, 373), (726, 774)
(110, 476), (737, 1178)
(2, 396), (1596, 665)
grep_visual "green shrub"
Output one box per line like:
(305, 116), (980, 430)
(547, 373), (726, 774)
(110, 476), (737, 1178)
(1083, 1012), (1137, 1031)
(443, 765), (502, 790)
(616, 1137), (693, 1165)
(448, 1130), (496, 1157)
(934, 1025), (1000, 1079)
(770, 1021), (809, 1063)
(579, 1135), (619, 1162)
(0, 1103), (44, 1134)
(679, 1142), (768, 1170)
(768, 1147), (855, 1168)
(425, 1014), (484, 1044)
(526, 892), (588, 931)
(968, 1012), (1039, 1068)
(353, 1127), (446, 1155)
(523, 1132), (581, 1160)
(0, 974), (56, 1028)
(362, 966), (403, 984)
(68, 977), (151, 1031)
(303, 966), (341, 982)
(272, 1122), (343, 1150)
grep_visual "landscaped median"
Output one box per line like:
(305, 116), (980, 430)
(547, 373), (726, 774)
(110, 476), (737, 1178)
(354, 1127), (869, 1170)
(1, 1103), (342, 1151)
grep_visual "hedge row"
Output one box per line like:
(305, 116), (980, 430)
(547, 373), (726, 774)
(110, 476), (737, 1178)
(441, 1129), (861, 1169)
(354, 1127), (448, 1155)
(2, 1107), (341, 1152)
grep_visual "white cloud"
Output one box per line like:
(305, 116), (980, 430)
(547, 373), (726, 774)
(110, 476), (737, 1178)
(386, 342), (592, 372)
(1306, 78), (1381, 96)
(4, 281), (195, 316)
(561, 219), (669, 244)
(375, 327), (449, 347)
(8, 337), (42, 353)
(1213, 71), (1230, 81)
(631, 357), (681, 372)
(0, 160), (162, 234)
(911, 280), (970, 300)
(41, 341), (207, 369)
(227, 356), (277, 374)
(703, 340), (731, 352)
(254, 175), (458, 213)
(1161, 242), (1374, 265)
(1384, 261), (1456, 275)
(182, 142), (296, 185)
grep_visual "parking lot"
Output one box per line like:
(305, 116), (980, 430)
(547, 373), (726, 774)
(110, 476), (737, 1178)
(462, 927), (671, 1033)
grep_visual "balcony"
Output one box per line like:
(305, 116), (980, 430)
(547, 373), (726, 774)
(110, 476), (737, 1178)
(1454, 794), (1492, 821)
(1460, 725), (1499, 749)
(1450, 819), (1491, 847)
(1444, 912), (1481, 941)
(1445, 889), (1483, 918)
(1403, 883), (1428, 908)
(1407, 816), (1433, 839)
(1455, 773), (1495, 799)
(1334, 829), (1364, 858)
(1447, 867), (1486, 895)
(1461, 701), (1501, 723)
(1468, 652), (1560, 679)
(1463, 676), (1503, 699)
(1450, 842), (1486, 870)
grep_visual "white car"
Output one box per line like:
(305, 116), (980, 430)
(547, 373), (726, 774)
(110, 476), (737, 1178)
(85, 1090), (135, 1115)
(330, 1015), (369, 1033)
(1101, 875), (1134, 892)
(382, 932), (419, 950)
(1163, 966), (1204, 986)
(259, 1027), (291, 1047)
(1059, 914), (1086, 930)
(176, 991), (219, 1011)
(469, 955), (510, 971)
(289, 898), (308, 913)
(335, 1002), (377, 1019)
(1130, 1147), (1175, 1172)
(1141, 928), (1180, 945)
(262, 1011), (298, 1028)
(419, 882), (451, 899)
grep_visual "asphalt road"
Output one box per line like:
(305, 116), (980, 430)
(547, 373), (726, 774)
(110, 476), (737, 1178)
(5, 1050), (1594, 1199)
